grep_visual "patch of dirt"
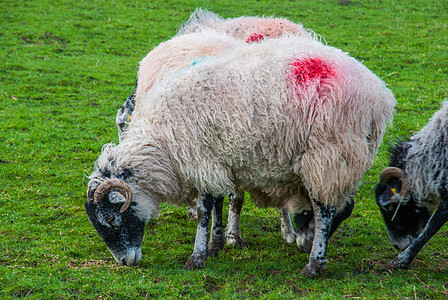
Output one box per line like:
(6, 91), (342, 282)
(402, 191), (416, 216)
(65, 258), (127, 270)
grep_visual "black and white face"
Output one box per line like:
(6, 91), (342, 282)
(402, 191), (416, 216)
(375, 177), (431, 251)
(85, 182), (145, 266)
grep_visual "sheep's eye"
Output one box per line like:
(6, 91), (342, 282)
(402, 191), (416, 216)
(106, 215), (114, 223)
(119, 123), (125, 128)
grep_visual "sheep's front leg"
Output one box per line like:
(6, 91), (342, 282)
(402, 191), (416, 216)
(225, 195), (246, 248)
(279, 208), (297, 244)
(208, 195), (225, 257)
(384, 190), (448, 271)
(184, 193), (216, 270)
(300, 200), (335, 278)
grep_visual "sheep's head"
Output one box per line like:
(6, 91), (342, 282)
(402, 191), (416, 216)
(374, 167), (431, 251)
(85, 178), (145, 266)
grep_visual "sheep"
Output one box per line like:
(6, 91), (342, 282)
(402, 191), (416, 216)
(178, 10), (330, 250)
(176, 8), (313, 44)
(115, 29), (244, 137)
(86, 35), (395, 277)
(115, 10), (315, 247)
(116, 9), (313, 135)
(375, 101), (448, 271)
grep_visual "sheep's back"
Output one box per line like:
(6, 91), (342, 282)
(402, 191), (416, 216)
(404, 101), (448, 205)
(132, 36), (395, 202)
(135, 30), (243, 106)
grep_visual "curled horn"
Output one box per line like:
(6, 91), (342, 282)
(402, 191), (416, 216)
(94, 179), (133, 213)
(379, 167), (409, 197)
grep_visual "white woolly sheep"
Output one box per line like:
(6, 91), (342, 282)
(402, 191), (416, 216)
(375, 101), (448, 271)
(115, 10), (316, 247)
(116, 9), (313, 136)
(87, 35), (395, 277)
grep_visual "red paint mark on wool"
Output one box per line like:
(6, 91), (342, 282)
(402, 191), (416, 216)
(291, 58), (334, 85)
(246, 33), (265, 43)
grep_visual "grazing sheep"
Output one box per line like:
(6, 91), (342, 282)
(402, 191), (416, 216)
(375, 101), (448, 270)
(87, 35), (395, 277)
(115, 10), (315, 246)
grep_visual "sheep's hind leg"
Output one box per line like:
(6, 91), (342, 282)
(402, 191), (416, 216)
(294, 208), (314, 253)
(384, 189), (448, 271)
(330, 196), (354, 237)
(225, 194), (246, 248)
(280, 208), (297, 244)
(185, 193), (219, 270)
(300, 200), (336, 278)
(208, 195), (225, 257)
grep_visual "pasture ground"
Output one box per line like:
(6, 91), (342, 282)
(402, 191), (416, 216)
(1, 0), (447, 298)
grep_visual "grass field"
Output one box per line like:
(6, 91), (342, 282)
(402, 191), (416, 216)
(1, 0), (448, 298)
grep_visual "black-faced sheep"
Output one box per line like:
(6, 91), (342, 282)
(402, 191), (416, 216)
(375, 101), (448, 270)
(87, 35), (395, 277)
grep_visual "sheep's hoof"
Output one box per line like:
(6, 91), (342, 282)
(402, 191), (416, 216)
(282, 232), (296, 244)
(300, 261), (326, 278)
(207, 236), (225, 257)
(184, 253), (206, 270)
(382, 256), (411, 271)
(226, 234), (246, 248)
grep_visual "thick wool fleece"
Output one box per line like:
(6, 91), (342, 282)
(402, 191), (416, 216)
(97, 36), (395, 222)
(135, 30), (243, 109)
(134, 10), (314, 116)
(177, 8), (314, 43)
(402, 101), (448, 209)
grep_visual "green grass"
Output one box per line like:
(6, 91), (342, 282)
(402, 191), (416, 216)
(1, 0), (448, 298)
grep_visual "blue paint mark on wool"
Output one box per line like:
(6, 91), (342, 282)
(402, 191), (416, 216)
(190, 56), (213, 67)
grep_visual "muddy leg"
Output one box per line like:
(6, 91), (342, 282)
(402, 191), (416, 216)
(280, 208), (297, 244)
(300, 200), (335, 278)
(208, 195), (225, 257)
(185, 193), (217, 270)
(225, 194), (246, 248)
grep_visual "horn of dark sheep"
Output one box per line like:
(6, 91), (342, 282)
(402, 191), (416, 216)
(93, 179), (133, 213)
(379, 167), (409, 197)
